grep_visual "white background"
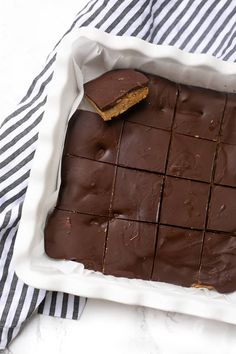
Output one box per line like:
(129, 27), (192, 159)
(2, 1), (236, 353)
(0, 0), (89, 122)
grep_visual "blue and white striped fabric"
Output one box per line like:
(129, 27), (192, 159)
(1, 0), (236, 350)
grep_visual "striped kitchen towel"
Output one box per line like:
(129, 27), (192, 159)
(1, 0), (236, 350)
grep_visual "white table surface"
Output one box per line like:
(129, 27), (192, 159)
(2, 1), (236, 353)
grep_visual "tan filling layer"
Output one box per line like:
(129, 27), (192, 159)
(191, 283), (215, 291)
(87, 86), (149, 121)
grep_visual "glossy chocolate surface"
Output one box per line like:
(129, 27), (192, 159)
(58, 156), (115, 216)
(112, 167), (163, 222)
(199, 232), (236, 293)
(84, 69), (149, 110)
(221, 94), (236, 145)
(160, 176), (209, 229)
(207, 185), (236, 233)
(214, 143), (236, 187)
(119, 121), (170, 173)
(64, 110), (123, 164)
(167, 133), (216, 182)
(174, 84), (225, 140)
(152, 225), (203, 287)
(124, 74), (178, 130)
(104, 219), (157, 280)
(45, 71), (236, 294)
(45, 209), (108, 272)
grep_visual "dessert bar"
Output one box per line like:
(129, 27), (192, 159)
(84, 69), (149, 120)
(45, 72), (236, 293)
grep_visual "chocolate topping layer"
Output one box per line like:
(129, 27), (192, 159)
(84, 69), (149, 110)
(112, 167), (163, 222)
(64, 110), (123, 163)
(45, 71), (236, 294)
(207, 185), (236, 233)
(58, 156), (115, 217)
(124, 74), (178, 130)
(160, 176), (209, 229)
(214, 143), (236, 188)
(104, 219), (157, 280)
(152, 225), (203, 287)
(174, 84), (225, 140)
(167, 133), (216, 182)
(45, 209), (108, 272)
(221, 94), (236, 145)
(199, 232), (236, 293)
(119, 121), (170, 173)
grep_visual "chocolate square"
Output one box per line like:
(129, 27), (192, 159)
(64, 110), (123, 164)
(167, 133), (216, 182)
(112, 167), (163, 222)
(84, 69), (148, 111)
(174, 85), (226, 140)
(119, 122), (170, 173)
(214, 143), (236, 187)
(104, 219), (157, 280)
(221, 94), (236, 145)
(160, 176), (209, 229)
(199, 232), (236, 293)
(152, 225), (203, 287)
(124, 74), (178, 130)
(45, 209), (108, 272)
(207, 185), (236, 233)
(57, 156), (115, 216)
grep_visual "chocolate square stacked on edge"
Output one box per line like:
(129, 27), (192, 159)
(45, 73), (236, 293)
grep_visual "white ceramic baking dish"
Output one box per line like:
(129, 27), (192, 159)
(13, 27), (236, 324)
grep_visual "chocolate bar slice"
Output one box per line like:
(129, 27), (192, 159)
(199, 232), (236, 293)
(84, 69), (149, 120)
(45, 209), (108, 272)
(152, 225), (204, 287)
(103, 219), (157, 280)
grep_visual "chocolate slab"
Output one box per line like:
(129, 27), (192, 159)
(152, 225), (203, 287)
(84, 69), (149, 111)
(57, 156), (115, 217)
(199, 232), (236, 293)
(221, 93), (236, 145)
(119, 121), (170, 173)
(214, 143), (236, 188)
(124, 74), (178, 130)
(64, 110), (123, 164)
(112, 167), (163, 222)
(45, 209), (108, 272)
(174, 84), (226, 140)
(104, 219), (157, 280)
(207, 185), (236, 233)
(45, 69), (236, 294)
(160, 176), (210, 229)
(167, 133), (216, 182)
